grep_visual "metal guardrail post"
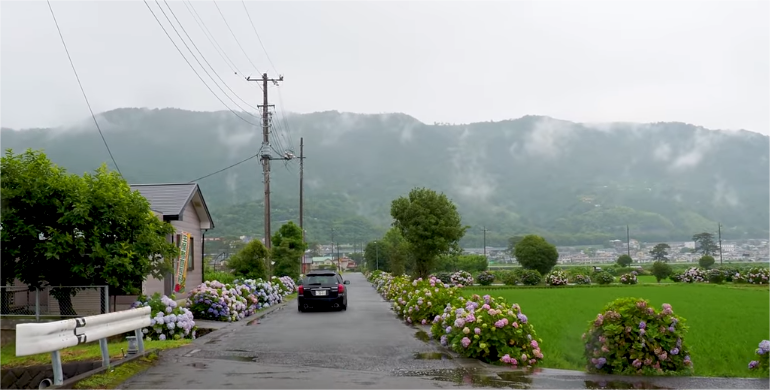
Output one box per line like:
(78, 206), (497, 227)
(135, 329), (145, 354)
(51, 350), (63, 385)
(99, 338), (110, 368)
(104, 286), (110, 313)
(35, 289), (40, 321)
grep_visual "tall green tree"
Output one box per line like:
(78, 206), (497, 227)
(649, 243), (671, 262)
(507, 235), (525, 256)
(227, 239), (268, 280)
(692, 232), (719, 256)
(616, 254), (633, 267)
(382, 228), (409, 276)
(698, 255), (716, 269)
(271, 221), (307, 280)
(390, 187), (467, 279)
(364, 241), (388, 272)
(513, 235), (559, 275)
(1, 149), (178, 316)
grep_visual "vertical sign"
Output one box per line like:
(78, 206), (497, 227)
(174, 232), (191, 293)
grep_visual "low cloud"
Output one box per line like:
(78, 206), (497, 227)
(449, 127), (496, 203)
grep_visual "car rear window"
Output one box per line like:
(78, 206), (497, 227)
(305, 274), (337, 285)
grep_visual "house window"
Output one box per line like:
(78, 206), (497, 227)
(188, 236), (195, 271)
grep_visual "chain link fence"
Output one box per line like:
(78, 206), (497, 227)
(0, 285), (109, 320)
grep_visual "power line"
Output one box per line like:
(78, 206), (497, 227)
(156, 0), (261, 119)
(212, 0), (262, 76)
(46, 0), (122, 176)
(241, 0), (279, 75)
(187, 153), (259, 182)
(142, 0), (259, 127)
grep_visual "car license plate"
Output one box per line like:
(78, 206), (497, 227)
(315, 290), (327, 296)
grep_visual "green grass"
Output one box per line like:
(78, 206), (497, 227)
(464, 284), (770, 377)
(73, 353), (158, 389)
(1, 338), (190, 368)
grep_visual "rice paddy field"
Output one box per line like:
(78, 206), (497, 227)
(464, 284), (770, 377)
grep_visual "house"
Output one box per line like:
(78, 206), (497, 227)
(130, 183), (214, 300)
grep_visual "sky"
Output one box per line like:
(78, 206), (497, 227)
(1, 0), (768, 134)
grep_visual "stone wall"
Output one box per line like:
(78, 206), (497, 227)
(1, 361), (101, 389)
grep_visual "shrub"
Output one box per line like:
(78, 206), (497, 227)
(619, 272), (638, 285)
(476, 271), (496, 286)
(616, 255), (633, 267)
(566, 266), (593, 278)
(707, 269), (725, 284)
(237, 278), (285, 310)
(187, 281), (248, 321)
(519, 269), (542, 286)
(204, 270), (236, 284)
(674, 267), (707, 283)
(572, 274), (592, 285)
(734, 267), (770, 285)
(501, 270), (519, 286)
(595, 271), (614, 285)
(398, 276), (457, 325)
(718, 266), (740, 282)
(430, 294), (543, 367)
(583, 298), (692, 375)
(748, 340), (770, 373)
(133, 293), (197, 341)
(698, 255), (715, 269)
(450, 270), (474, 287)
(651, 261), (673, 283)
(434, 272), (453, 284)
(545, 270), (569, 286)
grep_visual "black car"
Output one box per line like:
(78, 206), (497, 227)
(297, 271), (350, 312)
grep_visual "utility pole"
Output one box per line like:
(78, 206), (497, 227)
(718, 222), (723, 265)
(337, 242), (341, 273)
(246, 73), (286, 274)
(330, 227), (335, 262)
(626, 225), (631, 258)
(481, 226), (489, 258)
(299, 137), (305, 244)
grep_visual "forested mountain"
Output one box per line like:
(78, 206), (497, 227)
(2, 108), (768, 246)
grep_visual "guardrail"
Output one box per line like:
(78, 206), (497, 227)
(15, 306), (151, 386)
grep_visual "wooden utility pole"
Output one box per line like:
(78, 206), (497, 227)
(718, 222), (723, 265)
(299, 137), (304, 244)
(481, 226), (489, 258)
(246, 73), (284, 273)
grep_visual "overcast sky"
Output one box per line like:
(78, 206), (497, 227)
(1, 0), (768, 134)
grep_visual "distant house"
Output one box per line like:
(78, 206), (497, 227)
(130, 183), (214, 300)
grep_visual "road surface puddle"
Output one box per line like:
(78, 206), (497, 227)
(246, 319), (261, 326)
(209, 355), (258, 363)
(413, 352), (453, 360)
(414, 330), (431, 342)
(584, 380), (669, 389)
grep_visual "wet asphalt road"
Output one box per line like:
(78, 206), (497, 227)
(119, 272), (770, 389)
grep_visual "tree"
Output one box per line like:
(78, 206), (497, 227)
(390, 187), (467, 279)
(616, 254), (633, 267)
(348, 252), (364, 265)
(364, 241), (388, 272)
(306, 241), (322, 257)
(227, 239), (268, 280)
(270, 221), (307, 280)
(1, 149), (179, 316)
(514, 235), (559, 275)
(507, 235), (525, 256)
(692, 232), (718, 256)
(382, 228), (409, 276)
(698, 255), (716, 269)
(649, 243), (670, 262)
(651, 261), (673, 283)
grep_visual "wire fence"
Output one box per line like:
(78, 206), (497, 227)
(0, 285), (109, 320)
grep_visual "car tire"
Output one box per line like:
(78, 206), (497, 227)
(342, 304), (347, 311)
(298, 305), (303, 312)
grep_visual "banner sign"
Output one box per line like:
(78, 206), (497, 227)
(175, 232), (191, 293)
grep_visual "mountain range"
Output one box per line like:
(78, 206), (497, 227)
(2, 108), (768, 247)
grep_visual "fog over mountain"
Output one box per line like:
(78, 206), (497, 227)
(2, 108), (767, 247)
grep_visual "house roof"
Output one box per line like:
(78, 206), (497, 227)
(130, 183), (214, 229)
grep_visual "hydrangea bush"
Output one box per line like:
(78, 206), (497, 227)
(450, 271), (474, 287)
(545, 270), (569, 286)
(431, 294), (544, 367)
(476, 271), (496, 286)
(186, 277), (295, 322)
(619, 272), (638, 285)
(132, 293), (197, 341)
(672, 267), (707, 283)
(583, 298), (692, 376)
(748, 340), (770, 372)
(519, 269), (542, 286)
(398, 276), (457, 325)
(734, 268), (770, 285)
(572, 274), (592, 285)
(595, 271), (614, 285)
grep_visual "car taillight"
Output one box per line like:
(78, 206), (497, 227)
(298, 285), (304, 294)
(338, 284), (345, 293)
